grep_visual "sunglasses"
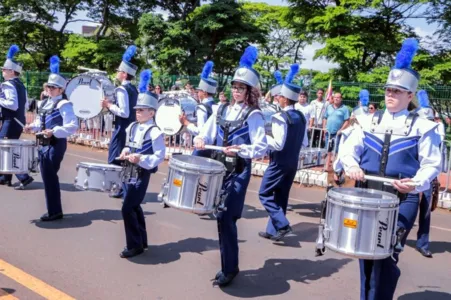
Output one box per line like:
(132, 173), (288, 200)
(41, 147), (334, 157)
(47, 86), (58, 90)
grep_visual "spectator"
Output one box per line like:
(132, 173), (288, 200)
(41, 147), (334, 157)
(309, 88), (327, 148)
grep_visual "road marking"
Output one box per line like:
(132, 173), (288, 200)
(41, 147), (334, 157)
(0, 259), (75, 300)
(66, 151), (451, 233)
(0, 288), (19, 300)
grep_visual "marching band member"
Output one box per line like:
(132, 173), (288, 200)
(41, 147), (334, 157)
(338, 38), (441, 300)
(194, 46), (267, 287)
(295, 90), (311, 147)
(258, 64), (306, 241)
(413, 90), (436, 258)
(180, 61), (217, 158)
(0, 45), (34, 189)
(102, 45), (139, 198)
(118, 70), (165, 258)
(24, 56), (78, 221)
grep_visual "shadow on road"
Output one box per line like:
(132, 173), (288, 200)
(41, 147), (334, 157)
(405, 240), (451, 254)
(141, 192), (160, 204)
(288, 203), (322, 219)
(220, 258), (352, 298)
(20, 181), (81, 192)
(0, 288), (16, 296)
(31, 209), (154, 229)
(127, 237), (222, 265)
(263, 221), (320, 249)
(398, 290), (451, 300)
(199, 204), (269, 221)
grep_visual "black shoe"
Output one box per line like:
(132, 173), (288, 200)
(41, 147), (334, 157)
(120, 247), (144, 258)
(14, 177), (34, 190)
(109, 192), (123, 199)
(0, 179), (12, 187)
(215, 270), (223, 280)
(213, 269), (239, 287)
(416, 247), (433, 258)
(143, 243), (148, 250)
(270, 225), (293, 241)
(258, 231), (273, 240)
(40, 212), (63, 221)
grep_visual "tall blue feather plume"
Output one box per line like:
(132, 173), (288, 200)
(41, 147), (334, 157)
(50, 55), (60, 74)
(7, 45), (19, 59)
(285, 64), (300, 84)
(274, 70), (283, 85)
(359, 89), (370, 106)
(395, 38), (419, 69)
(123, 45), (137, 62)
(138, 69), (152, 93)
(201, 61), (213, 79)
(239, 46), (258, 68)
(417, 90), (429, 108)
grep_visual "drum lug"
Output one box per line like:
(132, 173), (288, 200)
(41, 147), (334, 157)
(157, 181), (168, 202)
(101, 181), (106, 192)
(74, 177), (78, 185)
(76, 164), (79, 172)
(83, 179), (89, 190)
(85, 168), (90, 176)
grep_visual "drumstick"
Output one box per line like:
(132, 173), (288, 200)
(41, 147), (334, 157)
(204, 145), (240, 153)
(14, 117), (25, 128)
(364, 175), (420, 187)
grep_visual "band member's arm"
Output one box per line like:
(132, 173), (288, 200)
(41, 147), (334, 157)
(138, 129), (166, 170)
(108, 88), (130, 118)
(187, 106), (208, 136)
(195, 113), (217, 145)
(0, 82), (18, 111)
(266, 114), (287, 151)
(238, 111), (268, 159)
(51, 101), (79, 138)
(339, 126), (364, 171)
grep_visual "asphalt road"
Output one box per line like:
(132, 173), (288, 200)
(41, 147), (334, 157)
(0, 142), (450, 300)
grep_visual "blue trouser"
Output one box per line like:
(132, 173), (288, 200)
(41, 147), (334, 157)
(217, 163), (251, 275)
(108, 125), (126, 197)
(359, 193), (419, 300)
(0, 119), (32, 183)
(192, 149), (212, 158)
(259, 162), (297, 235)
(122, 170), (151, 250)
(416, 187), (432, 250)
(39, 139), (67, 215)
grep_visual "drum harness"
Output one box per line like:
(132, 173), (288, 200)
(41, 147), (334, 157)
(316, 110), (419, 258)
(36, 98), (64, 150)
(121, 122), (158, 184)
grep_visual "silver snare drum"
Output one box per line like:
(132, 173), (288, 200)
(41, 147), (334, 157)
(158, 155), (226, 215)
(323, 187), (399, 260)
(0, 139), (38, 174)
(74, 162), (123, 193)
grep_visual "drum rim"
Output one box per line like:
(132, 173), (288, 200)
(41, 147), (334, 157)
(77, 162), (123, 170)
(0, 139), (36, 146)
(169, 155), (226, 172)
(328, 187), (399, 206)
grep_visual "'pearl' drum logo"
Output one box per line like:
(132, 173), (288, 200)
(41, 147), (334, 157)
(195, 179), (208, 206)
(12, 152), (20, 169)
(377, 219), (388, 249)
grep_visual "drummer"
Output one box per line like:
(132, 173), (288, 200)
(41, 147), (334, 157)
(258, 63), (306, 241)
(0, 44), (34, 189)
(102, 45), (139, 198)
(179, 61), (217, 158)
(118, 70), (165, 258)
(24, 56), (78, 221)
(338, 38), (441, 300)
(194, 46), (267, 287)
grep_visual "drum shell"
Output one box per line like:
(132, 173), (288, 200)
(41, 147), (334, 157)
(0, 140), (37, 174)
(74, 162), (123, 192)
(324, 187), (399, 260)
(161, 155), (225, 215)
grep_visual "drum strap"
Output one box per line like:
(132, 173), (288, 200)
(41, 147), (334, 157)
(126, 122), (159, 150)
(196, 103), (213, 118)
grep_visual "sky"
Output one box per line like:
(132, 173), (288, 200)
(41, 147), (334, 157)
(54, 0), (439, 72)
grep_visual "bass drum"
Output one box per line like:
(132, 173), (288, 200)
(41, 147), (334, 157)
(260, 103), (279, 136)
(65, 72), (116, 120)
(155, 92), (198, 136)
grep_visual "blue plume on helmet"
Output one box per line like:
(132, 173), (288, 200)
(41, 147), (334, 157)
(359, 89), (370, 106)
(7, 45), (19, 59)
(201, 61), (214, 79)
(50, 55), (60, 74)
(417, 90), (430, 108)
(284, 63), (300, 84)
(395, 38), (419, 69)
(123, 45), (137, 62)
(274, 70), (283, 85)
(239, 46), (258, 68)
(138, 69), (152, 93)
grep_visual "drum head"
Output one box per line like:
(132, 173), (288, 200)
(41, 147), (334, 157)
(328, 187), (399, 206)
(171, 155), (224, 172)
(78, 162), (122, 170)
(155, 99), (183, 136)
(0, 139), (35, 146)
(66, 75), (104, 119)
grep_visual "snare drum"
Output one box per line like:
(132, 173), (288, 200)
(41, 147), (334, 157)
(0, 139), (38, 174)
(74, 162), (123, 193)
(158, 155), (226, 215)
(65, 73), (115, 120)
(322, 187), (399, 260)
(155, 93), (198, 136)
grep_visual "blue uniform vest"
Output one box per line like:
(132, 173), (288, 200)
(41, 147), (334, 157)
(2, 78), (26, 124)
(114, 83), (138, 129)
(127, 122), (158, 174)
(195, 100), (214, 120)
(39, 98), (64, 131)
(271, 109), (306, 169)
